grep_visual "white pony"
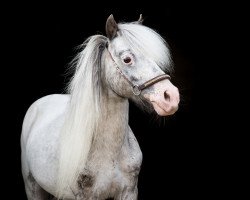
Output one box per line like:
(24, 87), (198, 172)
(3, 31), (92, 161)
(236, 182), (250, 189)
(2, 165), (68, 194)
(21, 15), (180, 200)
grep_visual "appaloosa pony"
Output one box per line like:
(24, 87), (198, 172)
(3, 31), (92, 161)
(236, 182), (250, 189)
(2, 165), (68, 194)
(21, 15), (179, 200)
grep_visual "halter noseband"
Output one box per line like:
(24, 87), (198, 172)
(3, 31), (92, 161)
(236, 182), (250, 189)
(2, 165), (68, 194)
(107, 48), (171, 95)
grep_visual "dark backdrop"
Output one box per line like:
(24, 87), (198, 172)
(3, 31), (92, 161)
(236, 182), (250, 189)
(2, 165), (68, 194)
(2, 1), (237, 199)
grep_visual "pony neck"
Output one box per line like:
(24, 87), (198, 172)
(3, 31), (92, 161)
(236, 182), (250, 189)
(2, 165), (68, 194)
(93, 87), (129, 159)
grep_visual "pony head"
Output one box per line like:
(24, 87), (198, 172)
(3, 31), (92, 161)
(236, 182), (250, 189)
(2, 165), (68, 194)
(104, 15), (180, 116)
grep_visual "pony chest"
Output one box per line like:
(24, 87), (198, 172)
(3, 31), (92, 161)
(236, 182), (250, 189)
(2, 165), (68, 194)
(75, 163), (124, 198)
(75, 161), (139, 198)
(75, 134), (142, 197)
(119, 133), (143, 176)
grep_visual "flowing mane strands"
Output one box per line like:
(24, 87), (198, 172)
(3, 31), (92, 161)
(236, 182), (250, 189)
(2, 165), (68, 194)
(56, 35), (106, 198)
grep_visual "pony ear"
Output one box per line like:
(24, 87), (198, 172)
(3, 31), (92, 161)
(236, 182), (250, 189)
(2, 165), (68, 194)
(106, 14), (118, 40)
(137, 14), (143, 24)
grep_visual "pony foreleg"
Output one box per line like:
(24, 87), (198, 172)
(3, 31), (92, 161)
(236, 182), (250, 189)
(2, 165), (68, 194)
(23, 172), (52, 200)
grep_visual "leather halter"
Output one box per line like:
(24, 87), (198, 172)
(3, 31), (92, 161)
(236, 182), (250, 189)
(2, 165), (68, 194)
(107, 48), (171, 95)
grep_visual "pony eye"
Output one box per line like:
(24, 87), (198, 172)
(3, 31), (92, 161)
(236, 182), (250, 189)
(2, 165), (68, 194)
(123, 57), (132, 64)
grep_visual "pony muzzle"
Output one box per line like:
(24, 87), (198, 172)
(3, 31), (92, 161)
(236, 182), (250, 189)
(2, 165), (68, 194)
(143, 80), (180, 116)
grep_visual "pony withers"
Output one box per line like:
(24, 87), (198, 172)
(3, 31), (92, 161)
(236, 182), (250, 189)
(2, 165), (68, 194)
(21, 15), (180, 199)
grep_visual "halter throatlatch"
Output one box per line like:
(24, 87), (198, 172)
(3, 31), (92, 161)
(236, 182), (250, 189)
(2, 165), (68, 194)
(107, 48), (171, 95)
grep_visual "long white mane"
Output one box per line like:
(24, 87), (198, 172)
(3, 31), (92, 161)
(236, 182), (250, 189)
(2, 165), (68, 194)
(57, 35), (106, 198)
(56, 22), (172, 198)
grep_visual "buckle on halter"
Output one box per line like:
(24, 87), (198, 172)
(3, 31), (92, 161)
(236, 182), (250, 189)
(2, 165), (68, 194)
(132, 85), (141, 96)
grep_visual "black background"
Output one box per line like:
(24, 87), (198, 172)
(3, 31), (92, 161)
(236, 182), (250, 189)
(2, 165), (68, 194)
(3, 1), (240, 199)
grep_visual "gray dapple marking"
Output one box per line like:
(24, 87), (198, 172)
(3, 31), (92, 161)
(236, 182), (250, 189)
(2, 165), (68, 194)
(21, 15), (180, 200)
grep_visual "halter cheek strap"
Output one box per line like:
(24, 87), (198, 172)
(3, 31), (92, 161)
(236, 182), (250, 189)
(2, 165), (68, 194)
(107, 48), (171, 95)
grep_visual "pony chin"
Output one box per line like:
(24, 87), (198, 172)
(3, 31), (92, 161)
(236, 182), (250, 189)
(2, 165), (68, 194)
(151, 101), (178, 116)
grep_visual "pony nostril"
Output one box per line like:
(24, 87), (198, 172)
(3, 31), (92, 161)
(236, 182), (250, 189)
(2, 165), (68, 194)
(164, 91), (170, 101)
